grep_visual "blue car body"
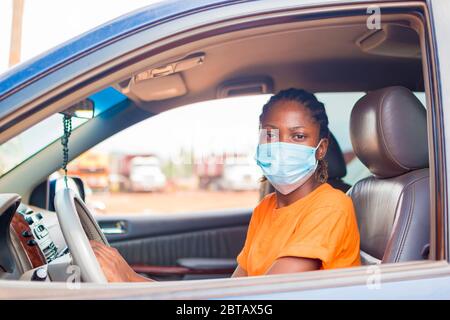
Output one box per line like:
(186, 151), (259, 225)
(0, 0), (239, 97)
(0, 0), (450, 299)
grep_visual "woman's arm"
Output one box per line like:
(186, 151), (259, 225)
(265, 256), (321, 275)
(232, 257), (319, 278)
(90, 240), (154, 282)
(231, 265), (247, 278)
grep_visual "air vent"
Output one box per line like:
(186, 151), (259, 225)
(217, 76), (273, 98)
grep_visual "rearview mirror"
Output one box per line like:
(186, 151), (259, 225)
(29, 176), (86, 211)
(60, 98), (95, 119)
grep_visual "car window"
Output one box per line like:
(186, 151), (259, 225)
(49, 90), (428, 215)
(0, 114), (87, 177)
(414, 91), (427, 107)
(64, 95), (269, 215)
(316, 92), (364, 153)
(0, 87), (127, 178)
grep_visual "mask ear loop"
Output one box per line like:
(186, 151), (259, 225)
(314, 138), (328, 183)
(313, 139), (324, 171)
(314, 139), (323, 157)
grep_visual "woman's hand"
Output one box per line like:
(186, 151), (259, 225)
(90, 240), (152, 282)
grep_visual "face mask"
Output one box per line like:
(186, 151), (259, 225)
(255, 140), (322, 195)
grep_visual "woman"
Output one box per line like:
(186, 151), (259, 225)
(233, 88), (360, 277)
(91, 88), (361, 282)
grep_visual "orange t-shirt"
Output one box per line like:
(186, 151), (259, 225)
(237, 183), (361, 276)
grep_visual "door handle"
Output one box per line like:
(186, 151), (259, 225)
(99, 221), (127, 235)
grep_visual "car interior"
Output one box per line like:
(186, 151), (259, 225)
(0, 6), (433, 285)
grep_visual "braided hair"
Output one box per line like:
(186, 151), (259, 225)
(259, 88), (330, 183)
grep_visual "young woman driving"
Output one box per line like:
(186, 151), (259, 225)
(90, 88), (361, 282)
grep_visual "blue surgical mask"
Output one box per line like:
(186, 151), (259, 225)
(256, 140), (322, 195)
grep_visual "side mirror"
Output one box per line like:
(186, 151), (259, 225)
(29, 176), (86, 211)
(60, 98), (95, 119)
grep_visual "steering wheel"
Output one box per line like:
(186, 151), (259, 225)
(54, 187), (109, 283)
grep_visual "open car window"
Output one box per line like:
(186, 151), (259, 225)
(0, 87), (127, 177)
(63, 95), (268, 215)
(0, 114), (87, 177)
(60, 91), (385, 216)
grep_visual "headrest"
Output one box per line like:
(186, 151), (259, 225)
(325, 132), (346, 179)
(350, 86), (428, 178)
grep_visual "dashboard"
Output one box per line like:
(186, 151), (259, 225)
(1, 177), (98, 282)
(4, 201), (68, 280)
(13, 204), (60, 262)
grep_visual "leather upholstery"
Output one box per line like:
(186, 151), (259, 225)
(326, 133), (351, 192)
(348, 86), (429, 264)
(326, 133), (347, 180)
(350, 86), (428, 178)
(112, 226), (247, 266)
(349, 169), (429, 262)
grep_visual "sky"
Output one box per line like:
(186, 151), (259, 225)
(0, 0), (163, 73)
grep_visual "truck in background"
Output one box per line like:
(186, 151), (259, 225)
(194, 155), (224, 190)
(219, 157), (261, 191)
(195, 154), (260, 191)
(110, 153), (167, 192)
(67, 152), (110, 191)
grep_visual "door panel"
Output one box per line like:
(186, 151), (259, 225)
(96, 208), (251, 280)
(111, 225), (247, 266)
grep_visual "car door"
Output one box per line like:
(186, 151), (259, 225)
(1, 0), (450, 299)
(97, 210), (251, 281)
(83, 0), (450, 297)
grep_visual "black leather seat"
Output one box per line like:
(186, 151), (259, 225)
(348, 86), (430, 265)
(325, 133), (351, 193)
(259, 132), (350, 198)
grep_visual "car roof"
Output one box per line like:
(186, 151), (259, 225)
(0, 0), (383, 100)
(0, 0), (243, 99)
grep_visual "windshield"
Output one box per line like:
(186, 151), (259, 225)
(0, 87), (127, 177)
(0, 114), (87, 177)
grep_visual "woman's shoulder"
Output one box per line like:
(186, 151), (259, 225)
(249, 192), (276, 224)
(311, 183), (354, 211)
(256, 192), (277, 209)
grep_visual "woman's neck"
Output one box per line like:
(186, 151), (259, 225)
(275, 177), (322, 208)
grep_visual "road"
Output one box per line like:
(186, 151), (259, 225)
(87, 190), (259, 215)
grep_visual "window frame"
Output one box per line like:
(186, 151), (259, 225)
(0, 0), (448, 297)
(426, 0), (450, 262)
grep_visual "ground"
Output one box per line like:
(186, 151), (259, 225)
(87, 190), (259, 215)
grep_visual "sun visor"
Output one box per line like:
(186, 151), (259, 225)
(356, 24), (421, 58)
(129, 73), (187, 101)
